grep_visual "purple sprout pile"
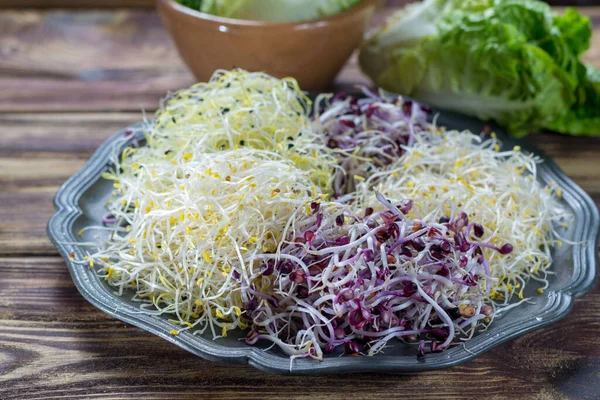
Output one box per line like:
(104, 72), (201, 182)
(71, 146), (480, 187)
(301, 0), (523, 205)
(315, 89), (430, 197)
(243, 193), (512, 359)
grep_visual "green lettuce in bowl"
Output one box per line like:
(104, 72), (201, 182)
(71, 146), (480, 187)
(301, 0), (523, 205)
(177, 0), (363, 23)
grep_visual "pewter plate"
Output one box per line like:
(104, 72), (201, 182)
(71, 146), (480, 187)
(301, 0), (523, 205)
(48, 111), (599, 375)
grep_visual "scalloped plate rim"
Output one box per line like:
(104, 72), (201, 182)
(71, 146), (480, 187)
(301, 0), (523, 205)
(48, 115), (599, 375)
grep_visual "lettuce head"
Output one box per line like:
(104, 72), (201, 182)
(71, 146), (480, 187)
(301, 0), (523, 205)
(359, 0), (600, 136)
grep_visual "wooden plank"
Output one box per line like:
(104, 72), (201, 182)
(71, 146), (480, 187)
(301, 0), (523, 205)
(1, 112), (599, 257)
(0, 3), (599, 397)
(0, 113), (139, 255)
(1, 0), (397, 8)
(0, 256), (598, 399)
(0, 10), (194, 112)
(0, 0), (153, 7)
(0, 7), (598, 112)
(0, 0), (595, 8)
(0, 0), (409, 8)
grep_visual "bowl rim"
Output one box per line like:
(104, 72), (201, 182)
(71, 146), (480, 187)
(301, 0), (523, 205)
(158, 0), (381, 28)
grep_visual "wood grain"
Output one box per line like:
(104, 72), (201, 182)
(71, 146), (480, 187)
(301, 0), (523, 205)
(1, 7), (598, 112)
(1, 112), (599, 257)
(0, 0), (154, 7)
(0, 9), (375, 112)
(1, 4), (600, 399)
(0, 0), (595, 9)
(0, 10), (193, 112)
(0, 113), (138, 255)
(0, 256), (599, 399)
(0, 115), (599, 400)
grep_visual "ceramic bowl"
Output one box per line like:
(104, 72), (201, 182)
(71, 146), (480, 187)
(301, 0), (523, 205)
(157, 0), (379, 91)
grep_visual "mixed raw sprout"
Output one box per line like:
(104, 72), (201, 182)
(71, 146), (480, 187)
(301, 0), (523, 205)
(245, 199), (512, 359)
(75, 69), (565, 362)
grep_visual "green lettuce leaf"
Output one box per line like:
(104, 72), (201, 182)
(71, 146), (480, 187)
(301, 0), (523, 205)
(177, 0), (362, 22)
(359, 0), (600, 136)
(177, 0), (204, 10)
(553, 7), (592, 58)
(546, 66), (600, 136)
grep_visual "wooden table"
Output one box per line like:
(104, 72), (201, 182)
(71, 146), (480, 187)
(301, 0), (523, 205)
(1, 4), (599, 399)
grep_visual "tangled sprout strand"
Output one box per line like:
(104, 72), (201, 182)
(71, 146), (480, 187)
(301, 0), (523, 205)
(93, 146), (322, 338)
(84, 70), (339, 339)
(244, 198), (510, 359)
(356, 129), (565, 303)
(313, 89), (430, 197)
(78, 72), (565, 362)
(153, 69), (335, 192)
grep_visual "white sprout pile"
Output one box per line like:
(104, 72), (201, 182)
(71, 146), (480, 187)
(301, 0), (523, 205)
(356, 129), (565, 303)
(152, 69), (335, 191)
(81, 70), (335, 338)
(95, 147), (321, 338)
